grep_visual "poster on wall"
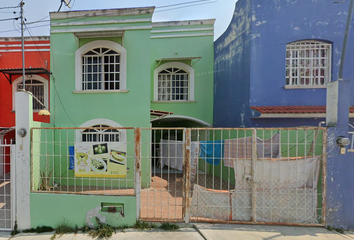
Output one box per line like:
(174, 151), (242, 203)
(74, 143), (127, 178)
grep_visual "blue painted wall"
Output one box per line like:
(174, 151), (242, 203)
(214, 0), (354, 128)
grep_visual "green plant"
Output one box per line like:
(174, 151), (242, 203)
(88, 217), (114, 239)
(22, 226), (54, 233)
(159, 222), (179, 231)
(39, 169), (53, 190)
(51, 220), (76, 240)
(11, 221), (19, 236)
(81, 224), (91, 233)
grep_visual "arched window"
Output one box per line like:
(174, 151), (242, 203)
(75, 40), (126, 91)
(286, 40), (331, 88)
(154, 62), (194, 101)
(12, 75), (48, 111)
(76, 119), (126, 143)
(81, 124), (120, 142)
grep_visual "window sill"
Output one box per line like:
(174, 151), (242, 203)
(73, 90), (129, 94)
(283, 85), (326, 89)
(151, 100), (197, 103)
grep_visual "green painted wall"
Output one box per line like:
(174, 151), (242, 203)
(150, 35), (214, 126)
(30, 193), (136, 228)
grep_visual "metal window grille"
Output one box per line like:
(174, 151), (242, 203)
(349, 124), (354, 152)
(81, 125), (120, 143)
(82, 47), (121, 90)
(286, 41), (331, 87)
(158, 67), (189, 101)
(18, 79), (45, 110)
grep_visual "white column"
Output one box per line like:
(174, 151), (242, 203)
(15, 92), (32, 230)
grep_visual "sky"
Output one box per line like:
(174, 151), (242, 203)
(0, 0), (237, 40)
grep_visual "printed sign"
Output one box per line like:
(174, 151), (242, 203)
(74, 143), (126, 178)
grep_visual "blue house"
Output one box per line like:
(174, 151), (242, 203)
(214, 0), (354, 128)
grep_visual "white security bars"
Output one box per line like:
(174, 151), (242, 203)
(0, 139), (14, 230)
(286, 40), (331, 87)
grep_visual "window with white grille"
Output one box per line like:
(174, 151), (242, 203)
(81, 124), (120, 143)
(158, 67), (189, 101)
(13, 75), (48, 111)
(154, 62), (195, 101)
(75, 40), (126, 91)
(286, 40), (331, 87)
(82, 47), (120, 90)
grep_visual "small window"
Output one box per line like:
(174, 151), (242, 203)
(82, 124), (120, 143)
(286, 40), (331, 87)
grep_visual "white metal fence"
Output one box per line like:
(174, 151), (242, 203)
(0, 139), (15, 231)
(349, 124), (354, 152)
(30, 126), (326, 226)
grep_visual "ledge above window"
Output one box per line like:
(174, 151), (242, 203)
(283, 85), (326, 89)
(73, 90), (129, 94)
(151, 100), (196, 103)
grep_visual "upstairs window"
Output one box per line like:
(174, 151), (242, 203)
(286, 40), (331, 88)
(82, 47), (120, 90)
(154, 62), (194, 101)
(13, 75), (48, 111)
(75, 40), (126, 91)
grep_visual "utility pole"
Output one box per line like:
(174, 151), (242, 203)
(20, 0), (25, 89)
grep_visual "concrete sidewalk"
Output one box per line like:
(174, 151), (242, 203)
(195, 224), (354, 240)
(1, 224), (353, 240)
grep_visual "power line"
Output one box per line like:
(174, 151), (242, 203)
(156, 0), (216, 9)
(24, 21), (48, 66)
(0, 17), (18, 22)
(26, 15), (49, 25)
(155, 0), (219, 13)
(0, 6), (19, 10)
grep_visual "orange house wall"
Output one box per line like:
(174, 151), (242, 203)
(0, 39), (50, 127)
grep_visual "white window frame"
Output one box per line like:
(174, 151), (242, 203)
(76, 118), (127, 143)
(12, 75), (48, 112)
(285, 40), (331, 89)
(154, 62), (194, 102)
(75, 40), (127, 92)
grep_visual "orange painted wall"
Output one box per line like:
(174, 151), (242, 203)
(0, 37), (50, 127)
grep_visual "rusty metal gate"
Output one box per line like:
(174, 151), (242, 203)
(138, 127), (326, 226)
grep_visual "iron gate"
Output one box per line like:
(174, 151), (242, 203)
(139, 127), (326, 226)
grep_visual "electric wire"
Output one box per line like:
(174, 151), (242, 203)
(0, 6), (19, 10)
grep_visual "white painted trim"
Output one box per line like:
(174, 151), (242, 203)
(152, 19), (216, 27)
(76, 118), (127, 143)
(0, 36), (49, 41)
(151, 100), (196, 103)
(51, 18), (152, 27)
(0, 49), (50, 52)
(75, 40), (127, 91)
(12, 75), (49, 111)
(284, 85), (327, 89)
(51, 25), (152, 33)
(50, 7), (155, 19)
(73, 90), (129, 94)
(151, 33), (213, 39)
(150, 115), (211, 127)
(0, 44), (50, 47)
(153, 62), (194, 102)
(254, 113), (330, 118)
(151, 27), (214, 33)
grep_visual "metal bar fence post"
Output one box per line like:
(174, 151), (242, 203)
(134, 128), (142, 221)
(183, 128), (191, 223)
(321, 128), (327, 225)
(251, 129), (257, 222)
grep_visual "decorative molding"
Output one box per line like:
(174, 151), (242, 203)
(151, 33), (213, 39)
(152, 19), (216, 27)
(151, 27), (213, 33)
(51, 25), (152, 33)
(51, 18), (152, 27)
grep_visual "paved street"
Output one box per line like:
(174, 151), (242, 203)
(0, 224), (352, 240)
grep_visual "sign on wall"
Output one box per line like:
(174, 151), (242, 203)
(74, 143), (126, 178)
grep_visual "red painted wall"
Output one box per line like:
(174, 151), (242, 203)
(0, 37), (50, 128)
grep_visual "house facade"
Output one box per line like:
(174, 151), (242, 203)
(28, 7), (214, 228)
(214, 0), (354, 128)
